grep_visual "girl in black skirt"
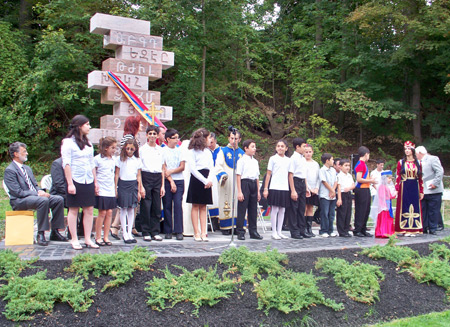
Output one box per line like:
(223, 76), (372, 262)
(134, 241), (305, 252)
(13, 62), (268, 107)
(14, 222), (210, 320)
(94, 137), (118, 246)
(186, 128), (213, 242)
(115, 139), (142, 244)
(61, 115), (99, 250)
(263, 140), (291, 240)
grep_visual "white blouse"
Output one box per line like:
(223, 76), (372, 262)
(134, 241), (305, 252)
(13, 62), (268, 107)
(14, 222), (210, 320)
(116, 156), (142, 181)
(267, 154), (290, 191)
(61, 137), (94, 184)
(189, 148), (213, 185)
(94, 154), (116, 197)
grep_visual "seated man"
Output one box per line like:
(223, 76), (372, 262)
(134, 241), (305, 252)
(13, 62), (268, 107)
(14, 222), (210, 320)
(3, 142), (67, 246)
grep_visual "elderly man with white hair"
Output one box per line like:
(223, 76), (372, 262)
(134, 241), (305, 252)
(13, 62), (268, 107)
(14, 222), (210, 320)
(416, 145), (444, 234)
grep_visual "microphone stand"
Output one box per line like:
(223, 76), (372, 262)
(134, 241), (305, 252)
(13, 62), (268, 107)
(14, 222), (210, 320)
(229, 131), (238, 247)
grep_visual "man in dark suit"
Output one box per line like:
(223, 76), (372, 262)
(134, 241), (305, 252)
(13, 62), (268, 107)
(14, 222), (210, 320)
(3, 142), (67, 245)
(50, 157), (67, 204)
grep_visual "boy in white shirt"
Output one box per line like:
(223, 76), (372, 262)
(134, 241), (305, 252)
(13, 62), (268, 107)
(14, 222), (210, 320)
(140, 125), (165, 241)
(336, 159), (355, 237)
(318, 153), (337, 237)
(162, 129), (186, 240)
(236, 139), (262, 240)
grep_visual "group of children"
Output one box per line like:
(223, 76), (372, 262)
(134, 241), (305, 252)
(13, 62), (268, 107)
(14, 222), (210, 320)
(92, 125), (395, 245)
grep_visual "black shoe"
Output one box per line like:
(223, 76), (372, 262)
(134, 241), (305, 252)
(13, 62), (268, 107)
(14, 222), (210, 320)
(437, 225), (444, 231)
(282, 225), (290, 231)
(429, 230), (437, 235)
(130, 238), (137, 243)
(50, 229), (68, 242)
(124, 239), (134, 244)
(249, 232), (263, 240)
(36, 232), (48, 246)
(340, 234), (351, 238)
(222, 230), (231, 235)
(165, 233), (172, 239)
(364, 232), (373, 237)
(176, 233), (184, 240)
(300, 233), (311, 239)
(237, 233), (245, 240)
(291, 234), (303, 240)
(423, 227), (429, 234)
(354, 232), (365, 237)
(132, 228), (142, 237)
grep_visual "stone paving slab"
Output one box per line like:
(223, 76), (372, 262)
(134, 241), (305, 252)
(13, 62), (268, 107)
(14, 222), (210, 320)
(1, 227), (448, 261)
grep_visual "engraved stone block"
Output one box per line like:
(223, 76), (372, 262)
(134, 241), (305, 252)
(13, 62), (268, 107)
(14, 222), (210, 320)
(90, 13), (150, 35)
(102, 58), (162, 80)
(116, 46), (174, 69)
(101, 87), (161, 105)
(112, 103), (173, 122)
(88, 128), (147, 145)
(104, 30), (163, 50)
(88, 71), (149, 90)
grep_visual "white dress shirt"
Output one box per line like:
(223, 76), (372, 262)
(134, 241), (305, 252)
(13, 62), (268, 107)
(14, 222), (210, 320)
(236, 154), (260, 180)
(267, 154), (290, 191)
(337, 171), (354, 192)
(162, 146), (186, 181)
(189, 148), (213, 185)
(61, 136), (94, 184)
(116, 156), (142, 181)
(94, 154), (116, 197)
(289, 151), (307, 179)
(140, 143), (163, 173)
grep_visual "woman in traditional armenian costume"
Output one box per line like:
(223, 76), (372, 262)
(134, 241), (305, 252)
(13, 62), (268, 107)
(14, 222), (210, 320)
(394, 141), (424, 236)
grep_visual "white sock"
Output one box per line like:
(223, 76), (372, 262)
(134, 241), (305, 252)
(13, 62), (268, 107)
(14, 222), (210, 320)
(277, 207), (285, 235)
(126, 208), (134, 239)
(119, 208), (129, 240)
(271, 206), (280, 236)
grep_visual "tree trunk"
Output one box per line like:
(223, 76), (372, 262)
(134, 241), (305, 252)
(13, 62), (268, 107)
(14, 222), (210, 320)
(411, 77), (422, 144)
(201, 0), (206, 118)
(313, 0), (324, 116)
(19, 0), (31, 31)
(253, 97), (285, 139)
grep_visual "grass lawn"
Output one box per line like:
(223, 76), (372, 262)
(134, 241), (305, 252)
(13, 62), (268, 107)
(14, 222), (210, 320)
(372, 310), (450, 326)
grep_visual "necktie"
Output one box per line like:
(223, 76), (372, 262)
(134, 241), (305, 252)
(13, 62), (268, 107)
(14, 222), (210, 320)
(22, 167), (36, 192)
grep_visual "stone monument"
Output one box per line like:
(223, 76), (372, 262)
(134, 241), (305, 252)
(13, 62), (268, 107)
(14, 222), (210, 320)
(88, 13), (174, 144)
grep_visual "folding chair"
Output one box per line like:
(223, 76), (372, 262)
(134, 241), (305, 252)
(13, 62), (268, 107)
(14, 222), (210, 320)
(257, 203), (268, 233)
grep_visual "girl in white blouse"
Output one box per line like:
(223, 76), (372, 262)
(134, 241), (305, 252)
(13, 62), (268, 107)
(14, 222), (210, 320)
(186, 128), (213, 242)
(61, 115), (99, 250)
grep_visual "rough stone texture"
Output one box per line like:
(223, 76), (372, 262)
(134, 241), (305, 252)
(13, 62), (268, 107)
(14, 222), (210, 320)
(88, 71), (149, 90)
(90, 13), (150, 35)
(103, 30), (163, 50)
(102, 58), (162, 80)
(115, 46), (174, 68)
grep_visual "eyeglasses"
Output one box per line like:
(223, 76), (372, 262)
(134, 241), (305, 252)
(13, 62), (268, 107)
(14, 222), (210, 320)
(147, 132), (157, 135)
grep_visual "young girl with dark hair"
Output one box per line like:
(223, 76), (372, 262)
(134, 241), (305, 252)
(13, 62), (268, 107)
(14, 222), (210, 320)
(115, 138), (142, 243)
(61, 115), (98, 250)
(186, 128), (213, 241)
(263, 140), (291, 240)
(94, 136), (117, 246)
(394, 141), (424, 236)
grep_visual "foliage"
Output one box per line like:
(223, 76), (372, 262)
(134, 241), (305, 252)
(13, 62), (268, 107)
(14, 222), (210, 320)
(360, 236), (420, 265)
(0, 270), (96, 321)
(376, 147), (397, 172)
(441, 236), (450, 244)
(429, 243), (450, 262)
(65, 246), (156, 291)
(403, 256), (450, 300)
(254, 270), (344, 315)
(306, 115), (349, 163)
(0, 250), (38, 280)
(315, 257), (385, 304)
(145, 265), (235, 317)
(218, 246), (288, 283)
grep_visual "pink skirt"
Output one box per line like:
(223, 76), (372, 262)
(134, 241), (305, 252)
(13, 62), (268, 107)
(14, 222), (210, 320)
(375, 211), (395, 238)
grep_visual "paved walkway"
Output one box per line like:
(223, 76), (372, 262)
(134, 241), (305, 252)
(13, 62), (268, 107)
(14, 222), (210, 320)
(2, 221), (448, 261)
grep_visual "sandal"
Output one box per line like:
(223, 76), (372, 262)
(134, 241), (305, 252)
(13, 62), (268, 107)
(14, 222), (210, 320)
(71, 241), (83, 250)
(95, 239), (106, 246)
(201, 234), (209, 242)
(103, 238), (112, 246)
(110, 226), (120, 240)
(132, 228), (142, 237)
(84, 241), (100, 249)
(194, 234), (202, 242)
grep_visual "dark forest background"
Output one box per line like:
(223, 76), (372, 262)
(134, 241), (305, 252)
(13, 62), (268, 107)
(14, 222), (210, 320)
(0, 0), (449, 168)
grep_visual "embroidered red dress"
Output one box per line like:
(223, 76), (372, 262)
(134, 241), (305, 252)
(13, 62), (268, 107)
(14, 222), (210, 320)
(394, 160), (423, 234)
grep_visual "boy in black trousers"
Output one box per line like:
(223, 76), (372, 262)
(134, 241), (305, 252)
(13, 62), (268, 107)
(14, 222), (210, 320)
(236, 139), (263, 240)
